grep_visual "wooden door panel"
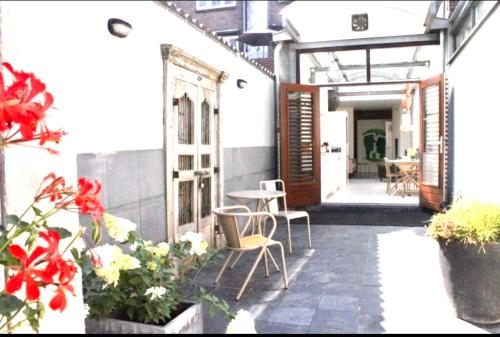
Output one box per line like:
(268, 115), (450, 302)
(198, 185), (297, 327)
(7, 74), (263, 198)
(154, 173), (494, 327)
(280, 83), (321, 207)
(419, 74), (444, 211)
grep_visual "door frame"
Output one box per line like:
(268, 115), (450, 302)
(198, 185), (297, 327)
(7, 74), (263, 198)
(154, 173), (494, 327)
(161, 44), (229, 244)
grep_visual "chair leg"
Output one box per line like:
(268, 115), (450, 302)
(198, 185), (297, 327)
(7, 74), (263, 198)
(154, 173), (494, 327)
(277, 243), (288, 289)
(263, 249), (270, 278)
(215, 251), (234, 285)
(229, 251), (243, 270)
(386, 177), (390, 194)
(236, 248), (266, 301)
(266, 248), (280, 272)
(306, 214), (312, 249)
(286, 218), (292, 254)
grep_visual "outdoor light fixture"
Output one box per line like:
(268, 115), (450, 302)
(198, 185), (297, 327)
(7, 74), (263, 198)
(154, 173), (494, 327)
(108, 18), (132, 38)
(237, 79), (247, 89)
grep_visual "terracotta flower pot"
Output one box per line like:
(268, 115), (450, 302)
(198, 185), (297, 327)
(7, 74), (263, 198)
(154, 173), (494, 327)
(85, 302), (203, 334)
(438, 240), (500, 324)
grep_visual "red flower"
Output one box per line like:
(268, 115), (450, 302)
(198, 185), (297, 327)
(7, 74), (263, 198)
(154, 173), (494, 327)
(75, 177), (104, 223)
(0, 62), (65, 153)
(36, 173), (67, 202)
(5, 244), (48, 301)
(39, 230), (77, 312)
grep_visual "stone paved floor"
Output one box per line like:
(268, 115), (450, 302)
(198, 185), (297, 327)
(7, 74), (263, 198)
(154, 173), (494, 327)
(198, 223), (498, 334)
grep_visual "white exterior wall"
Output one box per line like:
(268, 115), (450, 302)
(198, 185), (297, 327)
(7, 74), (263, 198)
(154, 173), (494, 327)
(447, 6), (500, 202)
(1, 1), (274, 153)
(0, 1), (274, 333)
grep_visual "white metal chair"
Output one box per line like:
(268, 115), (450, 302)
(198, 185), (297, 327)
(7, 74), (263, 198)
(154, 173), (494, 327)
(259, 179), (312, 254)
(212, 205), (288, 301)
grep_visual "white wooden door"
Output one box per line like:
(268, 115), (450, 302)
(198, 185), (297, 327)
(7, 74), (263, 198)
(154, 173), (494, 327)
(172, 65), (217, 243)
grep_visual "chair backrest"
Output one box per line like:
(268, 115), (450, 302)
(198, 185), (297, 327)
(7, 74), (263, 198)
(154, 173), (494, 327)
(213, 206), (248, 248)
(213, 206), (276, 249)
(259, 179), (286, 213)
(383, 157), (392, 177)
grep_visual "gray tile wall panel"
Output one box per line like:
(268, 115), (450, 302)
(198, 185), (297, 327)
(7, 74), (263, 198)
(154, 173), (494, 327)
(77, 149), (166, 244)
(107, 151), (140, 208)
(223, 146), (276, 207)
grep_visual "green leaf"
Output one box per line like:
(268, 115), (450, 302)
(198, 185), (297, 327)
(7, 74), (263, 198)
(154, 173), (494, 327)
(92, 225), (102, 244)
(0, 293), (24, 315)
(6, 214), (20, 225)
(70, 247), (80, 261)
(49, 227), (72, 239)
(32, 206), (43, 217)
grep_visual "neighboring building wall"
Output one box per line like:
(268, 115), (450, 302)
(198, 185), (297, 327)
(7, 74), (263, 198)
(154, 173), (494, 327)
(268, 1), (292, 30)
(170, 0), (244, 32)
(446, 4), (500, 202)
(1, 1), (274, 240)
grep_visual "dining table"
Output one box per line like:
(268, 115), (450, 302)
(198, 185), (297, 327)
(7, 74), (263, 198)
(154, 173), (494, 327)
(387, 158), (420, 196)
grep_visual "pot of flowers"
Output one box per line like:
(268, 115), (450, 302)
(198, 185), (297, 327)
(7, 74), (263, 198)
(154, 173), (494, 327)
(427, 200), (500, 325)
(79, 214), (238, 334)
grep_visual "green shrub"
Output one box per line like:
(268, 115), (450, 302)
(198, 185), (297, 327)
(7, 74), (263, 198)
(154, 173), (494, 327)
(427, 201), (500, 247)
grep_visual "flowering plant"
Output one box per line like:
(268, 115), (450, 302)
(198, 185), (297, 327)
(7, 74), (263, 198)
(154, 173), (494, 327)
(0, 62), (104, 333)
(80, 214), (234, 326)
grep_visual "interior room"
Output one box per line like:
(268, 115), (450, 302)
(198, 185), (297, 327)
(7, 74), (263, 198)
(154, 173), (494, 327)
(319, 85), (420, 204)
(298, 42), (442, 205)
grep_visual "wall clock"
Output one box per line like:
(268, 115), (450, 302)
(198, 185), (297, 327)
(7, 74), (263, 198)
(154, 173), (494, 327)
(352, 14), (368, 31)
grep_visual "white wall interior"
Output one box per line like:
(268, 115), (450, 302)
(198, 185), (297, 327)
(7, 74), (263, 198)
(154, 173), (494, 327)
(447, 5), (500, 202)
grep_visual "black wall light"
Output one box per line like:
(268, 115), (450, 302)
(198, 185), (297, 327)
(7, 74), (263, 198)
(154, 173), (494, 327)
(108, 18), (133, 38)
(237, 79), (247, 89)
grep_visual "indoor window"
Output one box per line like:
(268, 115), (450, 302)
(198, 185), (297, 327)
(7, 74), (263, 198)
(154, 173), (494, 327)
(196, 0), (236, 11)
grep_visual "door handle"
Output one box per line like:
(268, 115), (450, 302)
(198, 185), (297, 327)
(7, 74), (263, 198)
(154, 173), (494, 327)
(194, 170), (210, 176)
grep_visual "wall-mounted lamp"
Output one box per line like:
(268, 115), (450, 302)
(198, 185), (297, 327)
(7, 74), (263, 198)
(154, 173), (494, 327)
(236, 79), (247, 89)
(108, 18), (133, 38)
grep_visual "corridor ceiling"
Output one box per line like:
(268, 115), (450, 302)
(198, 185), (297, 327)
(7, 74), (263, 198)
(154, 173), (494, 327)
(281, 1), (442, 102)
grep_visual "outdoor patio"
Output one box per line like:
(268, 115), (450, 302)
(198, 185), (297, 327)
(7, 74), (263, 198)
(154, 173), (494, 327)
(198, 223), (498, 334)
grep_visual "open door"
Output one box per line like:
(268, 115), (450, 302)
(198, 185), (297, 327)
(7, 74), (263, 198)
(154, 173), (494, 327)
(280, 83), (321, 207)
(419, 74), (444, 211)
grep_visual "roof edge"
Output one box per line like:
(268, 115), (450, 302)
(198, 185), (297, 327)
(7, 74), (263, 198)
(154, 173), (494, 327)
(155, 1), (275, 79)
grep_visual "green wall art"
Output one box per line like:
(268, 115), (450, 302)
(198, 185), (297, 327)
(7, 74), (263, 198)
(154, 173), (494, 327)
(362, 128), (386, 162)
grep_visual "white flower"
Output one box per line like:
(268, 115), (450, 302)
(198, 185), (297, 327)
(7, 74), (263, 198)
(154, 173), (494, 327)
(129, 242), (138, 252)
(83, 304), (90, 318)
(226, 310), (257, 334)
(92, 244), (139, 286)
(103, 213), (137, 242)
(146, 242), (170, 257)
(145, 286), (167, 300)
(179, 232), (208, 256)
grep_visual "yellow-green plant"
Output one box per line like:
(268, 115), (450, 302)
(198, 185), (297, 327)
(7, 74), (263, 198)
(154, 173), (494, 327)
(427, 201), (500, 249)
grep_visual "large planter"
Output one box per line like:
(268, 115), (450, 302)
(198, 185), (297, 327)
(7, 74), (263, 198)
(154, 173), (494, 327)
(85, 302), (203, 334)
(438, 240), (500, 324)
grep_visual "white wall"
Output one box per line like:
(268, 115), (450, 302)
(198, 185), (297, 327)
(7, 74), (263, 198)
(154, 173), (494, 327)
(447, 6), (500, 202)
(0, 0), (275, 333)
(1, 1), (274, 153)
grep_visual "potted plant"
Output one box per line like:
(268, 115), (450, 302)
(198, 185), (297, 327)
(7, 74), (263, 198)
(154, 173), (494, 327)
(426, 200), (500, 324)
(79, 214), (240, 334)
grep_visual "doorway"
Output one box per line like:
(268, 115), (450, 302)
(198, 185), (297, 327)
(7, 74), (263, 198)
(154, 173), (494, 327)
(161, 45), (226, 244)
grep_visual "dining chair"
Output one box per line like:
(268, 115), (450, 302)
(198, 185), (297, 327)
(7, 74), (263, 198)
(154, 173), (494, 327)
(259, 179), (312, 254)
(212, 205), (288, 301)
(384, 158), (404, 195)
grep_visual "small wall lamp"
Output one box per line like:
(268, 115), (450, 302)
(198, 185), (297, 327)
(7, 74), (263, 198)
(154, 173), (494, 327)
(108, 18), (133, 38)
(237, 79), (247, 89)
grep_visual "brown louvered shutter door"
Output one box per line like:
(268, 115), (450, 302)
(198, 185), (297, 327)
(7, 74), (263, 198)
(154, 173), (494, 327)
(419, 74), (445, 211)
(280, 83), (321, 207)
